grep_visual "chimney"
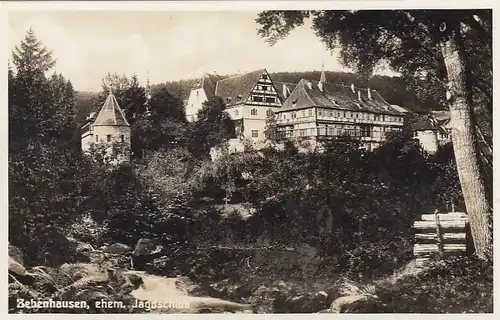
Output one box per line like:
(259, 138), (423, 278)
(283, 84), (288, 99)
(358, 90), (361, 101)
(307, 81), (313, 90)
(367, 88), (372, 100)
(351, 83), (355, 93)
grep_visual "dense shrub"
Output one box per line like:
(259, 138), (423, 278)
(376, 257), (493, 313)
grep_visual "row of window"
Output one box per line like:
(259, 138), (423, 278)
(236, 108), (274, 116)
(277, 109), (403, 122)
(252, 95), (277, 103)
(280, 126), (401, 138)
(95, 134), (126, 143)
(256, 85), (271, 91)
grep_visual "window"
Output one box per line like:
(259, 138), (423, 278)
(302, 110), (306, 117)
(265, 97), (275, 103)
(196, 91), (199, 97)
(235, 109), (239, 116)
(262, 86), (268, 91)
(253, 96), (263, 102)
(251, 109), (257, 115)
(318, 109), (323, 116)
(329, 111), (333, 117)
(95, 135), (98, 142)
(251, 130), (259, 138)
(107, 134), (111, 142)
(355, 113), (359, 118)
(361, 126), (372, 137)
(262, 74), (268, 80)
(308, 109), (313, 117)
(266, 109), (273, 117)
(293, 112), (296, 118)
(299, 129), (307, 136)
(343, 112), (346, 118)
(120, 135), (125, 142)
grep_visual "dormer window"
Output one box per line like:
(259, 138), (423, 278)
(237, 94), (243, 100)
(227, 97), (232, 103)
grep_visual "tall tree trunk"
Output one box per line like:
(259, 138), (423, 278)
(440, 24), (492, 260)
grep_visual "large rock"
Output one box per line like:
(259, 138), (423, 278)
(330, 293), (384, 313)
(132, 239), (164, 271)
(312, 291), (329, 312)
(248, 280), (295, 313)
(8, 257), (26, 276)
(103, 243), (131, 254)
(8, 243), (24, 265)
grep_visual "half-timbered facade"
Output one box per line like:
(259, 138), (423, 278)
(215, 69), (283, 140)
(275, 73), (406, 151)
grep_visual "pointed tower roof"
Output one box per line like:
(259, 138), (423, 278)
(320, 63), (327, 83)
(93, 92), (130, 126)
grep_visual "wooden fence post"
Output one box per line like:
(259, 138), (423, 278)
(435, 209), (444, 258)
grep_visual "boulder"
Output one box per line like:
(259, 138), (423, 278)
(329, 293), (382, 313)
(284, 294), (311, 313)
(249, 280), (295, 313)
(312, 291), (329, 312)
(8, 243), (24, 265)
(132, 239), (164, 271)
(133, 238), (156, 256)
(103, 243), (131, 254)
(9, 257), (26, 276)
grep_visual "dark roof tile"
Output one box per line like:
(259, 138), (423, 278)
(215, 69), (266, 106)
(277, 79), (404, 115)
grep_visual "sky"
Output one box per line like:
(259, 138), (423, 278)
(9, 10), (397, 92)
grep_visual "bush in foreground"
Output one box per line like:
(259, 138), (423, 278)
(376, 256), (493, 313)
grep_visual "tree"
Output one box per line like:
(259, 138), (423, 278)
(132, 86), (187, 156)
(9, 29), (84, 265)
(94, 73), (147, 123)
(188, 97), (235, 158)
(263, 110), (279, 143)
(256, 10), (492, 260)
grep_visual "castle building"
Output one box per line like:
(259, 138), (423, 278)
(185, 73), (225, 122)
(406, 113), (451, 154)
(80, 91), (131, 164)
(274, 71), (406, 151)
(186, 69), (284, 141)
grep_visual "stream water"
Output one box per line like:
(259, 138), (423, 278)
(125, 271), (252, 313)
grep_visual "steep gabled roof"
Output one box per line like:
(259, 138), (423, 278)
(93, 92), (130, 126)
(215, 69), (266, 106)
(274, 81), (298, 102)
(406, 113), (449, 135)
(278, 79), (405, 115)
(192, 73), (226, 99)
